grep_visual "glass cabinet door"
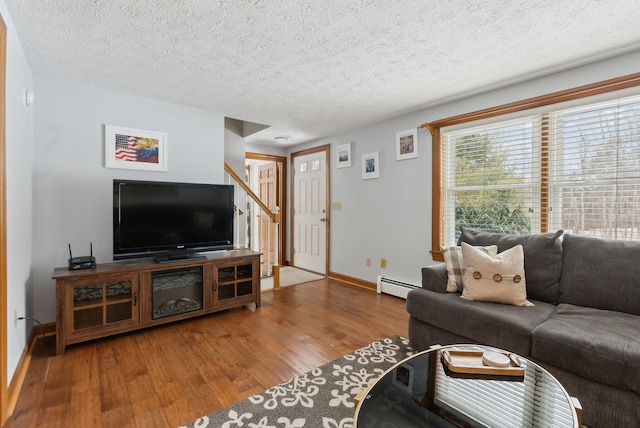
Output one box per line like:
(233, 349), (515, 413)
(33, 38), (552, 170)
(214, 263), (255, 303)
(217, 266), (237, 301)
(73, 284), (104, 330)
(105, 279), (135, 323)
(236, 265), (254, 297)
(69, 274), (138, 333)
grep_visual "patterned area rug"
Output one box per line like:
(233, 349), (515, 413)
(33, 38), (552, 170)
(180, 335), (414, 428)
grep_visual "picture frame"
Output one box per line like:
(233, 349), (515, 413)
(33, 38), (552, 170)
(336, 142), (352, 168)
(361, 152), (380, 179)
(392, 362), (415, 394)
(396, 128), (418, 160)
(105, 125), (167, 171)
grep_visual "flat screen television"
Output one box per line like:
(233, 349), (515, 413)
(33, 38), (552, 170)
(113, 179), (234, 262)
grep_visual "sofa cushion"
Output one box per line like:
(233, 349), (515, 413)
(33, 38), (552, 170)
(441, 244), (498, 292)
(531, 304), (640, 394)
(458, 228), (563, 304)
(421, 263), (449, 293)
(460, 243), (533, 306)
(406, 288), (556, 356)
(560, 234), (640, 316)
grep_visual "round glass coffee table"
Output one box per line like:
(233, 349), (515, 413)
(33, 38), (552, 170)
(354, 344), (580, 428)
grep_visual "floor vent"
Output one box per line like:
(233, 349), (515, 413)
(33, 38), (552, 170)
(376, 276), (420, 299)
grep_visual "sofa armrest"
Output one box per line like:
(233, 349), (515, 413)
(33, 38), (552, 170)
(421, 263), (448, 293)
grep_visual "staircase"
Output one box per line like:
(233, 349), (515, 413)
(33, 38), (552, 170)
(224, 163), (280, 279)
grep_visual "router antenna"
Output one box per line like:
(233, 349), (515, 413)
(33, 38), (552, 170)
(68, 244), (73, 259)
(90, 242), (93, 257)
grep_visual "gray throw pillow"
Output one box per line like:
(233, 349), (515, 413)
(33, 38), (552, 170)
(458, 228), (563, 304)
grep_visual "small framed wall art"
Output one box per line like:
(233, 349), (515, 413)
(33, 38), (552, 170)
(105, 125), (167, 171)
(361, 152), (380, 179)
(336, 142), (352, 168)
(396, 128), (418, 160)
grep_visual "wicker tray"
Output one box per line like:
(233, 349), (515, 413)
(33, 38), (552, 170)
(441, 349), (525, 377)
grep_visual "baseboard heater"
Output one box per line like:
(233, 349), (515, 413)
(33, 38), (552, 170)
(376, 276), (420, 299)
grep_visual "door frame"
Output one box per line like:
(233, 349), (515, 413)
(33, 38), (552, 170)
(1, 13), (8, 426)
(290, 145), (330, 274)
(245, 152), (287, 267)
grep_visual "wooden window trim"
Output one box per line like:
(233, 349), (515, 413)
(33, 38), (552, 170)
(422, 72), (640, 262)
(1, 13), (7, 426)
(540, 114), (550, 233)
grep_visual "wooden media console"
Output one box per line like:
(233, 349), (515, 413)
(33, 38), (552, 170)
(53, 249), (261, 354)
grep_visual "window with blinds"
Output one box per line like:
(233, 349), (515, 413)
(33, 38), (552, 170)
(441, 94), (640, 245)
(548, 96), (640, 240)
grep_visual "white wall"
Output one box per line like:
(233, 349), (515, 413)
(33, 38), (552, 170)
(288, 117), (430, 286)
(31, 78), (226, 325)
(290, 50), (640, 287)
(224, 119), (249, 247)
(224, 118), (246, 176)
(245, 142), (287, 157)
(2, 1), (35, 386)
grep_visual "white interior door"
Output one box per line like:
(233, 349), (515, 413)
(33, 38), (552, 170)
(293, 151), (327, 274)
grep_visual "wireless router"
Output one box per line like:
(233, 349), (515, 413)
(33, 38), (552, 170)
(68, 243), (97, 270)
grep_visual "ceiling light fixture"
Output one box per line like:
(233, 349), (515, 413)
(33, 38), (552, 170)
(274, 136), (288, 143)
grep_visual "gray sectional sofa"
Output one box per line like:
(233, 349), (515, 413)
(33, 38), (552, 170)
(407, 229), (640, 428)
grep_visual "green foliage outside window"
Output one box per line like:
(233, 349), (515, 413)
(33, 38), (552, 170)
(455, 202), (531, 235)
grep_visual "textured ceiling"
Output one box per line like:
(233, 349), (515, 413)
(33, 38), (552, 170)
(6, 0), (640, 146)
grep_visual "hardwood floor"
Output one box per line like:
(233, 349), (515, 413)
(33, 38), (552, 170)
(5, 279), (409, 428)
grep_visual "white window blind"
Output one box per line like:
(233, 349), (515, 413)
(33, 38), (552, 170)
(441, 93), (640, 245)
(548, 95), (640, 240)
(442, 116), (541, 245)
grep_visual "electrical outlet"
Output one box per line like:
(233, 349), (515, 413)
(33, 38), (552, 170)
(366, 257), (371, 266)
(13, 309), (17, 328)
(380, 258), (387, 268)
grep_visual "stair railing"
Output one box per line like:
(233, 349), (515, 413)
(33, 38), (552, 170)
(224, 163), (280, 278)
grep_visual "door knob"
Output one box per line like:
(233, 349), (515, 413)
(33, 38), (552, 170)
(320, 218), (326, 222)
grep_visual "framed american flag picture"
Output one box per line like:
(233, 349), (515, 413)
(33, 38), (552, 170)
(105, 125), (167, 171)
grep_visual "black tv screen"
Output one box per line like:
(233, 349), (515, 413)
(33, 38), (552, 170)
(113, 179), (234, 261)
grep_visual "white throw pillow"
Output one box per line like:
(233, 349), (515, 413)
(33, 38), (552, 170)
(441, 245), (498, 292)
(460, 242), (533, 307)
